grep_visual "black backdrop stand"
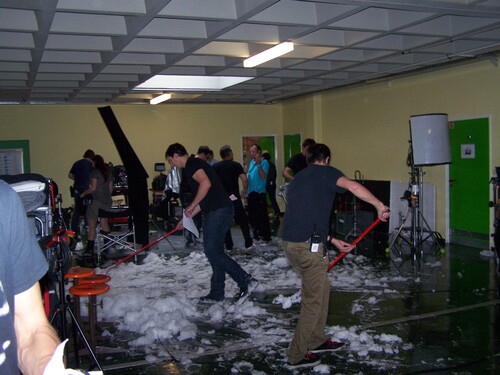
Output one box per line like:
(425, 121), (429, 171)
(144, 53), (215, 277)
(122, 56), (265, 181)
(98, 106), (149, 247)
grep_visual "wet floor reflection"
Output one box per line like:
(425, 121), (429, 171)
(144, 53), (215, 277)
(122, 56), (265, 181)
(96, 239), (499, 374)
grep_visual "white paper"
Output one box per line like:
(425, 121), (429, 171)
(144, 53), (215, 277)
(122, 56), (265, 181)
(183, 211), (199, 238)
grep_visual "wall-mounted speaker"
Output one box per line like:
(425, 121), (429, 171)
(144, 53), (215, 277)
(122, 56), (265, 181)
(410, 113), (451, 166)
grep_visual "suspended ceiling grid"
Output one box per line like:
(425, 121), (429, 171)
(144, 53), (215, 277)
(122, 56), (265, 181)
(0, 0), (498, 104)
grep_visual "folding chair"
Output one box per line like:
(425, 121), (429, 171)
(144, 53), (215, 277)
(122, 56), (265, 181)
(95, 208), (136, 265)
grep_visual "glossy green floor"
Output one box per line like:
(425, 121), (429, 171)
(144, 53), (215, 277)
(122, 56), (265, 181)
(72, 228), (500, 375)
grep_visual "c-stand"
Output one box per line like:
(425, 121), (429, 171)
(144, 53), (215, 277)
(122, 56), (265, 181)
(389, 146), (444, 258)
(345, 170), (363, 252)
(48, 230), (102, 372)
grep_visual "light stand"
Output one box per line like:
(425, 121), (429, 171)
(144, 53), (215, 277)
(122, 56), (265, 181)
(48, 231), (103, 372)
(389, 144), (445, 257)
(345, 195), (361, 241)
(345, 170), (363, 252)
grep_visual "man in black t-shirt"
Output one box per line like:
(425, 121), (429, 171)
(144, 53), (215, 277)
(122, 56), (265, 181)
(282, 138), (315, 182)
(166, 143), (258, 303)
(281, 143), (390, 369)
(213, 145), (254, 250)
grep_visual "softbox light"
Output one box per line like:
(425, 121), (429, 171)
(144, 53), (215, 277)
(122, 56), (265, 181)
(410, 113), (451, 166)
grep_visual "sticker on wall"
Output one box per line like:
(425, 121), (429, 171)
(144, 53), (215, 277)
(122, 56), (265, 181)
(461, 144), (475, 159)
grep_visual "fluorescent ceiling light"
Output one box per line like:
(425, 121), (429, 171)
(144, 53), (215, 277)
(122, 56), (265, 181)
(135, 75), (252, 92)
(243, 42), (294, 68)
(150, 93), (171, 105)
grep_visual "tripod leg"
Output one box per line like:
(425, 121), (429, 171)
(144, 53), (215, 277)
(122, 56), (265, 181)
(66, 307), (103, 372)
(70, 310), (81, 369)
(388, 209), (410, 249)
(388, 207), (416, 259)
(419, 209), (442, 247)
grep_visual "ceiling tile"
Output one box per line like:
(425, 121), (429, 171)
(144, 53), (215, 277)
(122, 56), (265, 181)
(56, 0), (147, 14)
(124, 38), (185, 53)
(51, 13), (127, 35)
(0, 49), (32, 62)
(159, 0), (237, 20)
(41, 51), (102, 63)
(140, 18), (208, 38)
(0, 8), (38, 31)
(46, 34), (113, 51)
(0, 32), (34, 48)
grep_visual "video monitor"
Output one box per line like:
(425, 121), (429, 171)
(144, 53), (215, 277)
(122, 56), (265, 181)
(154, 163), (166, 172)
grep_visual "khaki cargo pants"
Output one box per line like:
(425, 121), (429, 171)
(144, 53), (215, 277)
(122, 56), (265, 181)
(282, 241), (330, 364)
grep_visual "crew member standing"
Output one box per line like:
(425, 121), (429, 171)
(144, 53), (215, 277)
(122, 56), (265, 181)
(213, 145), (254, 250)
(262, 151), (281, 220)
(166, 143), (258, 303)
(282, 143), (390, 369)
(68, 149), (94, 235)
(247, 144), (272, 245)
(282, 138), (315, 181)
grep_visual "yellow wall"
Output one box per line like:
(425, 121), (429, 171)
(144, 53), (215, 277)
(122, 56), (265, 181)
(0, 104), (282, 204)
(318, 59), (499, 234)
(0, 59), (498, 235)
(282, 95), (317, 139)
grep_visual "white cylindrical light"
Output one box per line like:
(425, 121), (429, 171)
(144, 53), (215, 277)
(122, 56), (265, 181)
(410, 113), (451, 166)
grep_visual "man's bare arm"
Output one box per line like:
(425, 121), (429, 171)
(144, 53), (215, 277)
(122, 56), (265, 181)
(15, 282), (60, 375)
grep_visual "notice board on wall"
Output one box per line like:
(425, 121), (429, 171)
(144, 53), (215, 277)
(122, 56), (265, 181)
(0, 140), (30, 175)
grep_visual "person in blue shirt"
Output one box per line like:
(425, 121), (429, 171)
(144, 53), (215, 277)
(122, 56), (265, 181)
(0, 180), (61, 374)
(246, 144), (272, 244)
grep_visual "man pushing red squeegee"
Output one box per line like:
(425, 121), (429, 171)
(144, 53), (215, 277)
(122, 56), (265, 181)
(280, 143), (390, 369)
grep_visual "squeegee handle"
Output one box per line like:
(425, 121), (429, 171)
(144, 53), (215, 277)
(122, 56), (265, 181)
(327, 217), (382, 271)
(104, 227), (180, 272)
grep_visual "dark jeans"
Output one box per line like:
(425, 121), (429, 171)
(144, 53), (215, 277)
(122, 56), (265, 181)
(247, 192), (271, 242)
(70, 194), (87, 233)
(203, 205), (249, 299)
(225, 199), (253, 249)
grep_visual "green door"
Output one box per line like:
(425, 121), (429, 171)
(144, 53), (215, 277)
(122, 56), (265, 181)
(283, 134), (301, 166)
(449, 118), (490, 248)
(258, 136), (275, 163)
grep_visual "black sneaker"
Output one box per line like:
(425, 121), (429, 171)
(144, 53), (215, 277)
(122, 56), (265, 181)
(310, 338), (345, 353)
(286, 352), (320, 369)
(199, 294), (224, 304)
(234, 277), (259, 305)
